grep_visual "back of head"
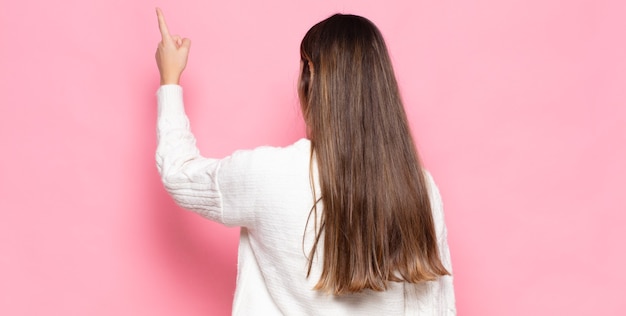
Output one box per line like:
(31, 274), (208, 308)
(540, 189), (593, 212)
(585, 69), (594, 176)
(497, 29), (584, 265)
(299, 14), (449, 295)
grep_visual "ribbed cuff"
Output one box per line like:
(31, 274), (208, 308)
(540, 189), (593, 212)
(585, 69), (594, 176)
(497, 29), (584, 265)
(156, 84), (185, 118)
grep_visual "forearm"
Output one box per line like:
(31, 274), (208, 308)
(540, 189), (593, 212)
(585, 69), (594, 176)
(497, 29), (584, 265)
(155, 85), (224, 222)
(156, 85), (198, 178)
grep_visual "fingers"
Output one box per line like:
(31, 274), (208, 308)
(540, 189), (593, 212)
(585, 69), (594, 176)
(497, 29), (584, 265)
(156, 7), (170, 40)
(168, 35), (190, 49)
(172, 35), (182, 47)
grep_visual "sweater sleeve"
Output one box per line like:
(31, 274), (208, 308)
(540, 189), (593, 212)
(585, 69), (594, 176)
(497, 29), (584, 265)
(405, 172), (457, 315)
(155, 85), (225, 224)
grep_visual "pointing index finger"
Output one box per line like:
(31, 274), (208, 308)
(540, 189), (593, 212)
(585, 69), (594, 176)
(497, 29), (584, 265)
(156, 7), (170, 40)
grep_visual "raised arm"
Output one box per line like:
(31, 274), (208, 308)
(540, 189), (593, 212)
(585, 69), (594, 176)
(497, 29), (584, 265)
(154, 10), (224, 223)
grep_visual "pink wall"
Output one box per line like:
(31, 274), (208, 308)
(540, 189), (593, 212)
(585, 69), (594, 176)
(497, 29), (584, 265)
(1, 0), (625, 315)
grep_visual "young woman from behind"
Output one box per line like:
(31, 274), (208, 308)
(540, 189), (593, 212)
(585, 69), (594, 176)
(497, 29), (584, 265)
(155, 9), (456, 315)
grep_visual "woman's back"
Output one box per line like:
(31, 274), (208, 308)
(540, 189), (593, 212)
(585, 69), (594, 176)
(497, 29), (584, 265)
(155, 113), (454, 314)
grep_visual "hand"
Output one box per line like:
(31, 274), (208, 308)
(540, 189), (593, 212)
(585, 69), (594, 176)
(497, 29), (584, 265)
(155, 8), (191, 85)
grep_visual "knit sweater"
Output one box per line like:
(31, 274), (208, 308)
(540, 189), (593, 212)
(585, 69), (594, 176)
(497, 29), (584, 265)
(156, 85), (456, 315)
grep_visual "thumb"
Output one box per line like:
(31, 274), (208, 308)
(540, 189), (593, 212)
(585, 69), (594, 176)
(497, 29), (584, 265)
(181, 38), (191, 50)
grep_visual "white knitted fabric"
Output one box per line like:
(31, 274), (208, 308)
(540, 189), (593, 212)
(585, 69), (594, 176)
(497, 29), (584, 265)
(156, 85), (456, 315)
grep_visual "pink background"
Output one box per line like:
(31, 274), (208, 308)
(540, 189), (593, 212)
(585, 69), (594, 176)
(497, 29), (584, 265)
(1, 0), (625, 315)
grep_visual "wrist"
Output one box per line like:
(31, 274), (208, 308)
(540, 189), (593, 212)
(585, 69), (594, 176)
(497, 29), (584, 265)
(160, 75), (180, 85)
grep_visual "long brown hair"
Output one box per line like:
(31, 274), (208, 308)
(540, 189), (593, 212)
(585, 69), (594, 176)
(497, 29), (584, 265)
(298, 14), (449, 295)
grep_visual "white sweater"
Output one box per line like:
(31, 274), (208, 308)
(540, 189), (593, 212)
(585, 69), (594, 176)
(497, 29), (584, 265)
(156, 85), (456, 315)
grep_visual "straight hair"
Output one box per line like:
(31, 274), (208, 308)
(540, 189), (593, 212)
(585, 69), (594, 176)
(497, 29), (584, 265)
(298, 14), (449, 295)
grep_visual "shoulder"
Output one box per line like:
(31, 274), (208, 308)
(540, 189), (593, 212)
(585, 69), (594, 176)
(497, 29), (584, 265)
(224, 138), (311, 168)
(422, 169), (448, 231)
(232, 138), (310, 159)
(216, 138), (313, 223)
(422, 169), (439, 197)
(217, 138), (311, 185)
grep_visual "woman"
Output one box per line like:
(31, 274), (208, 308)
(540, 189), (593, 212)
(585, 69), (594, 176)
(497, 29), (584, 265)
(155, 8), (455, 315)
